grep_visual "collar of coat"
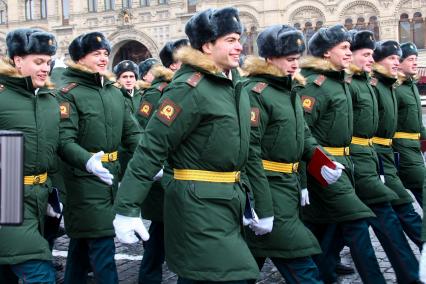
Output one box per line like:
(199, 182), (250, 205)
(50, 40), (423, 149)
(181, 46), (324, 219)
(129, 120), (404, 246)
(0, 57), (54, 91)
(397, 72), (418, 85)
(175, 46), (223, 75)
(151, 64), (174, 82)
(347, 64), (371, 80)
(300, 56), (342, 72)
(372, 63), (398, 86)
(66, 60), (116, 82)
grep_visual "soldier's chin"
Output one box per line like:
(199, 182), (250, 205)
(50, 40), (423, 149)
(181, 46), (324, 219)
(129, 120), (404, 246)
(33, 79), (46, 88)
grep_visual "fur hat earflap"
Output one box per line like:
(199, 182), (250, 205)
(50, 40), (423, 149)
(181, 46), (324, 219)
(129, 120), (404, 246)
(308, 24), (351, 57)
(373, 40), (402, 62)
(349, 29), (375, 52)
(69, 32), (111, 62)
(257, 25), (305, 58)
(7, 28), (57, 59)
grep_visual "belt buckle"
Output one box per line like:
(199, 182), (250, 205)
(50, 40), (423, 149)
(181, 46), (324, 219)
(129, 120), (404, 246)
(108, 153), (114, 162)
(292, 163), (298, 172)
(33, 175), (41, 184)
(388, 140), (393, 146)
(368, 139), (373, 146)
(344, 147), (350, 155)
(235, 172), (241, 182)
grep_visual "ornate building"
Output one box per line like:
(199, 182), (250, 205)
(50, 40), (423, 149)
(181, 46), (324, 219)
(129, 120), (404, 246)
(0, 0), (425, 68)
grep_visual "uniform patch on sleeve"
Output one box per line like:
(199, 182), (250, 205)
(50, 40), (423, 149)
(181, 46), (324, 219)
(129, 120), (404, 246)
(60, 102), (70, 119)
(314, 75), (326, 86)
(138, 101), (153, 118)
(156, 98), (182, 126)
(60, 83), (78, 93)
(186, 72), (203, 87)
(250, 107), (260, 127)
(301, 96), (316, 113)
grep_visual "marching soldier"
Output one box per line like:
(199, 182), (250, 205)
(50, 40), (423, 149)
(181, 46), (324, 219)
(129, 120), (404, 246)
(138, 58), (158, 84)
(55, 32), (141, 283)
(298, 25), (385, 284)
(371, 41), (423, 251)
(0, 28), (59, 283)
(113, 7), (260, 283)
(348, 30), (419, 283)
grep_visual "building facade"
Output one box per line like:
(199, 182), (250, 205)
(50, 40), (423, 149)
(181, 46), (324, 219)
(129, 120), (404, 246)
(0, 0), (425, 67)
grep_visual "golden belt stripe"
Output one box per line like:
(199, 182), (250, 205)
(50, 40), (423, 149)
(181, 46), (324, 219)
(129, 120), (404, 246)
(262, 160), (299, 173)
(91, 151), (118, 162)
(323, 147), (350, 156)
(24, 172), (48, 185)
(393, 132), (420, 140)
(372, 137), (392, 146)
(173, 169), (240, 183)
(351, 136), (373, 146)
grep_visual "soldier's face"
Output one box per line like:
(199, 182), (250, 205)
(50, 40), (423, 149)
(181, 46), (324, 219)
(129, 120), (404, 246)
(377, 55), (400, 77)
(202, 33), (242, 71)
(324, 41), (352, 70)
(78, 49), (109, 73)
(14, 54), (52, 88)
(351, 49), (374, 72)
(143, 70), (155, 83)
(399, 55), (417, 76)
(268, 54), (301, 77)
(118, 71), (137, 90)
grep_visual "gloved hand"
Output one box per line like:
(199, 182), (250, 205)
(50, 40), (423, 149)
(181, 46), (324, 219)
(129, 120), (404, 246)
(321, 161), (345, 184)
(153, 168), (163, 181)
(380, 175), (385, 183)
(113, 214), (150, 243)
(46, 202), (63, 218)
(300, 188), (310, 206)
(243, 209), (259, 226)
(419, 243), (426, 282)
(86, 151), (114, 185)
(249, 216), (274, 235)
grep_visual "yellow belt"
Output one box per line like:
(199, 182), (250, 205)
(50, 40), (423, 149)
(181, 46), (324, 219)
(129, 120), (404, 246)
(24, 172), (48, 185)
(323, 146), (350, 156)
(393, 132), (420, 140)
(262, 160), (299, 173)
(91, 151), (118, 162)
(351, 136), (373, 146)
(372, 137), (392, 146)
(173, 169), (240, 183)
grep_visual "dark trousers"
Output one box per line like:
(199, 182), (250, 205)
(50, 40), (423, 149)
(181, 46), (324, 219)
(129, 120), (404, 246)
(177, 278), (248, 284)
(0, 260), (55, 284)
(247, 256), (322, 284)
(367, 202), (419, 283)
(64, 236), (118, 284)
(138, 221), (165, 284)
(393, 203), (423, 251)
(306, 219), (385, 284)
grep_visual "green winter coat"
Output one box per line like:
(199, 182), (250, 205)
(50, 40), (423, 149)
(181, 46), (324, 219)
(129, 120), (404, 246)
(55, 62), (141, 238)
(393, 75), (426, 192)
(114, 46), (259, 281)
(348, 65), (398, 205)
(0, 60), (59, 265)
(298, 57), (374, 223)
(371, 64), (413, 205)
(242, 57), (321, 259)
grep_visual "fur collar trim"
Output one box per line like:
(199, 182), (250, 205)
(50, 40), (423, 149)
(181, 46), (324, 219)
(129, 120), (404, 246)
(66, 60), (116, 81)
(175, 46), (222, 74)
(300, 56), (341, 72)
(136, 80), (151, 89)
(373, 63), (397, 79)
(151, 65), (174, 82)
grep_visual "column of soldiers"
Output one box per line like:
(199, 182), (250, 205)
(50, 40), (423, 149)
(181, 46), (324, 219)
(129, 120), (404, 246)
(2, 6), (426, 284)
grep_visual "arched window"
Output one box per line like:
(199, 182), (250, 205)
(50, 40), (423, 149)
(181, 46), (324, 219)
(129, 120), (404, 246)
(62, 0), (69, 25)
(355, 17), (366, 30)
(344, 18), (353, 30)
(315, 21), (323, 31)
(413, 12), (424, 49)
(344, 16), (380, 40)
(368, 16), (380, 40)
(242, 26), (258, 56)
(399, 12), (425, 49)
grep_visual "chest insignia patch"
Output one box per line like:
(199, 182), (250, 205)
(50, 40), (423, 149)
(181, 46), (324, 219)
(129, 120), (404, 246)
(156, 98), (181, 126)
(139, 101), (153, 118)
(301, 96), (316, 113)
(60, 102), (70, 119)
(250, 107), (260, 127)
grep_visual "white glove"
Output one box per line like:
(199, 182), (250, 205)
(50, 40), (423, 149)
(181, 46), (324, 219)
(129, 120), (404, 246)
(300, 188), (310, 206)
(86, 151), (114, 185)
(380, 175), (385, 183)
(419, 243), (426, 283)
(321, 161), (345, 184)
(249, 216), (274, 235)
(53, 56), (67, 69)
(113, 214), (150, 243)
(46, 202), (63, 218)
(243, 209), (259, 226)
(153, 168), (163, 181)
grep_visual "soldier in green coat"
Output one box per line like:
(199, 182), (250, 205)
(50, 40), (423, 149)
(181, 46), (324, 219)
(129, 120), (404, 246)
(394, 42), (426, 207)
(298, 25), (385, 284)
(113, 7), (259, 283)
(55, 32), (141, 284)
(242, 25), (344, 284)
(0, 29), (58, 283)
(348, 31), (419, 283)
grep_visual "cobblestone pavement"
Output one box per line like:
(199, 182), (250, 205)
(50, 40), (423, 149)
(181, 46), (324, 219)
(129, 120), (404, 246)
(52, 199), (423, 284)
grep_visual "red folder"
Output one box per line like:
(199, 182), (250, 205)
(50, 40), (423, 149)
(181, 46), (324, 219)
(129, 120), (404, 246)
(307, 147), (336, 187)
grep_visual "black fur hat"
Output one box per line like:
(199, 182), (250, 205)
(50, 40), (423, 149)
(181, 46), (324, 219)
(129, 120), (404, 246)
(159, 39), (190, 68)
(68, 32), (111, 61)
(6, 28), (57, 59)
(185, 7), (243, 49)
(113, 60), (139, 80)
(257, 25), (305, 58)
(400, 42), (418, 61)
(308, 24), (351, 57)
(349, 30), (375, 51)
(373, 40), (402, 62)
(138, 58), (158, 78)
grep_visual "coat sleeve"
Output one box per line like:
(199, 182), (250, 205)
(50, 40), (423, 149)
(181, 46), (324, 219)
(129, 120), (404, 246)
(114, 84), (202, 217)
(245, 89), (274, 218)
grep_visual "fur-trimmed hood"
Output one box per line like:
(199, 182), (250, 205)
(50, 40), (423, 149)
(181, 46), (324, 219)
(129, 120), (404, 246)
(151, 65), (174, 82)
(175, 46), (222, 74)
(300, 56), (341, 72)
(66, 59), (116, 82)
(243, 56), (306, 85)
(0, 57), (54, 89)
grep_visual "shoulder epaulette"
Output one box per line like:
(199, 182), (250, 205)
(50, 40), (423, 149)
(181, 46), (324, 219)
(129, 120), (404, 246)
(60, 83), (78, 93)
(186, 72), (203, 87)
(370, 78), (378, 86)
(251, 82), (268, 94)
(314, 75), (326, 86)
(157, 82), (168, 92)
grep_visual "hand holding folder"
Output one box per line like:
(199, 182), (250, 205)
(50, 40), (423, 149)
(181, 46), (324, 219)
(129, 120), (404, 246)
(308, 148), (344, 186)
